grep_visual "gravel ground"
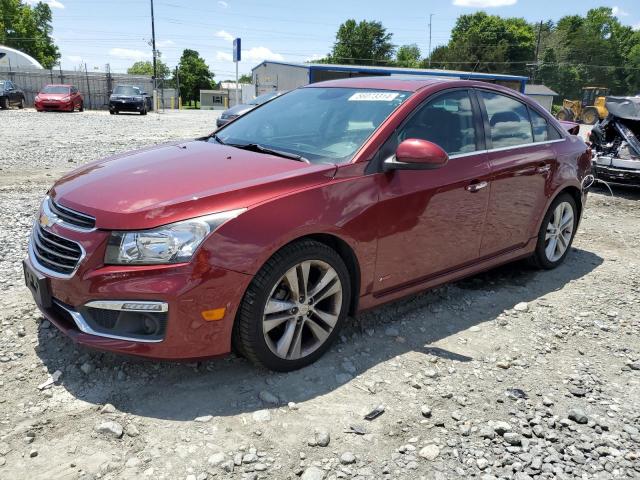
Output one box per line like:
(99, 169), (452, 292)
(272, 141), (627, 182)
(0, 109), (639, 480)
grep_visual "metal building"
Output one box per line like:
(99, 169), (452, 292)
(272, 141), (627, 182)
(524, 84), (558, 112)
(252, 61), (528, 95)
(0, 45), (43, 69)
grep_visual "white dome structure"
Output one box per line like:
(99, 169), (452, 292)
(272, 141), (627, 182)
(0, 45), (44, 69)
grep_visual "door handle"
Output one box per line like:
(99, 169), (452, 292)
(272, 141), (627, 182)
(536, 163), (551, 174)
(465, 181), (488, 192)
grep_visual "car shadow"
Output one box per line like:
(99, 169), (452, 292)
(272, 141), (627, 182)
(591, 183), (640, 200)
(35, 247), (603, 421)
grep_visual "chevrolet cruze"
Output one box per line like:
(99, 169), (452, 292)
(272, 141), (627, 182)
(24, 77), (592, 371)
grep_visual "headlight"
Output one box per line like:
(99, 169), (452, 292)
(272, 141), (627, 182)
(104, 209), (245, 265)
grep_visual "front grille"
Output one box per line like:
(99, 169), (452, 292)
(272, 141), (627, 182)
(49, 198), (95, 230)
(31, 225), (83, 276)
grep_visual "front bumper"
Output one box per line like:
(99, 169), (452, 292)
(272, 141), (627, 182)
(593, 156), (640, 186)
(35, 100), (73, 111)
(109, 100), (145, 112)
(25, 223), (252, 360)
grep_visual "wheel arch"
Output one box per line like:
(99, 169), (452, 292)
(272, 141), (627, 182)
(536, 184), (583, 235)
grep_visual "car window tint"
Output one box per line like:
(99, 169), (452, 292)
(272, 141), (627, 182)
(398, 90), (477, 156)
(529, 108), (550, 142)
(481, 91), (533, 148)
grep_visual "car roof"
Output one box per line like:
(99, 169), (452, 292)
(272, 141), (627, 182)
(44, 84), (73, 87)
(305, 76), (510, 93)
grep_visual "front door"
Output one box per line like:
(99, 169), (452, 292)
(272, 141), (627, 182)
(373, 89), (492, 293)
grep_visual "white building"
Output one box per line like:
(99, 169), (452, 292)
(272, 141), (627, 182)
(0, 45), (44, 70)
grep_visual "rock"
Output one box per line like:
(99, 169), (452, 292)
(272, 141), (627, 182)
(242, 453), (258, 464)
(418, 444), (440, 461)
(258, 390), (279, 405)
(340, 452), (356, 465)
(194, 415), (212, 423)
(29, 449), (38, 458)
(252, 409), (271, 422)
(125, 423), (140, 437)
(493, 421), (512, 435)
(469, 326), (481, 332)
(477, 458), (489, 470)
(100, 403), (116, 414)
(254, 463), (267, 471)
(420, 405), (432, 418)
(301, 466), (325, 480)
(95, 421), (124, 439)
(208, 452), (226, 466)
(314, 428), (330, 447)
(80, 362), (94, 375)
(568, 408), (588, 424)
(287, 402), (299, 410)
(503, 432), (522, 446)
(514, 302), (529, 312)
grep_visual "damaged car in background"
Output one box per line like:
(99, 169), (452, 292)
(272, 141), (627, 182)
(589, 96), (640, 186)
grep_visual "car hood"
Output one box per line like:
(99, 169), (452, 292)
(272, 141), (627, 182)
(38, 93), (68, 100)
(50, 140), (336, 230)
(223, 104), (255, 116)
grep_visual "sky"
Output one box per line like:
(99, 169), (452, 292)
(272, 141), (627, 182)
(29, 0), (640, 79)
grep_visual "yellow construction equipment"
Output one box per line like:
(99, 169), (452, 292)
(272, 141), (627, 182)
(555, 87), (609, 125)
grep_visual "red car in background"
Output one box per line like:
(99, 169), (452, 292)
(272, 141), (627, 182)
(24, 77), (592, 371)
(35, 84), (84, 112)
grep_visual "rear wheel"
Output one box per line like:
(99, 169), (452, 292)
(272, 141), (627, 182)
(140, 107), (147, 115)
(581, 107), (598, 125)
(529, 193), (578, 269)
(79, 101), (84, 112)
(234, 240), (351, 371)
(0, 97), (8, 109)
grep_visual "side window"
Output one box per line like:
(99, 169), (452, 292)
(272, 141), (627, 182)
(398, 90), (478, 156)
(528, 108), (562, 142)
(6, 81), (13, 89)
(480, 91), (533, 149)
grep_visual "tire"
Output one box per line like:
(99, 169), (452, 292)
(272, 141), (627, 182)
(79, 101), (84, 112)
(140, 107), (147, 115)
(233, 239), (351, 371)
(529, 193), (578, 269)
(555, 108), (574, 122)
(0, 97), (8, 109)
(581, 107), (598, 125)
(18, 97), (25, 109)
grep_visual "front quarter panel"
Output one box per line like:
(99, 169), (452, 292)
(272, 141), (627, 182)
(204, 163), (379, 298)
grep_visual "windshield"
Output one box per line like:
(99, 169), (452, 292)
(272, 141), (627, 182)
(41, 85), (69, 94)
(214, 87), (411, 164)
(113, 86), (141, 96)
(248, 91), (279, 105)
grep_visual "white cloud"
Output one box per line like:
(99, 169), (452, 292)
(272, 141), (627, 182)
(612, 6), (629, 17)
(67, 55), (82, 63)
(216, 51), (233, 62)
(109, 48), (151, 61)
(244, 47), (284, 62)
(25, 0), (64, 8)
(216, 30), (234, 42)
(452, 0), (516, 7)
(218, 0), (228, 7)
(156, 39), (175, 47)
(634, 23), (640, 31)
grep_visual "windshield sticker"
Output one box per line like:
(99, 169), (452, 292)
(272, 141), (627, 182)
(348, 92), (399, 102)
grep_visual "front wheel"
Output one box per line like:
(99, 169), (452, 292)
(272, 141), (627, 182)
(0, 97), (8, 109)
(529, 193), (578, 269)
(18, 97), (25, 109)
(234, 240), (351, 371)
(79, 101), (84, 112)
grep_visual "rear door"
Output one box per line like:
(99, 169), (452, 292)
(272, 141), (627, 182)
(477, 89), (562, 257)
(373, 89), (492, 293)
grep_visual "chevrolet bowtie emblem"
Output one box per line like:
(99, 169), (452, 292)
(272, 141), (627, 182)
(39, 212), (54, 229)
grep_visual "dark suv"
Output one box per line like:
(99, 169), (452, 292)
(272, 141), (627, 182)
(0, 80), (26, 109)
(109, 85), (152, 115)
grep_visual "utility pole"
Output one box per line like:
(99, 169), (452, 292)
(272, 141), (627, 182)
(428, 13), (434, 68)
(150, 0), (157, 109)
(532, 20), (543, 83)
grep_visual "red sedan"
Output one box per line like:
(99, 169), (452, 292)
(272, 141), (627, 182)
(35, 84), (84, 112)
(24, 77), (591, 371)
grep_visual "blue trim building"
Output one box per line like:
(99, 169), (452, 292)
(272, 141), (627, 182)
(252, 60), (528, 94)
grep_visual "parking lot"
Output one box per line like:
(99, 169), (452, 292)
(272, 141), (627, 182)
(1, 109), (639, 479)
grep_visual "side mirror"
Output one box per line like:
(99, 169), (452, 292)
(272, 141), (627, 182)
(383, 138), (449, 172)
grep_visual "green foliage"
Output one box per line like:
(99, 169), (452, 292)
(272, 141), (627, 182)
(0, 0), (60, 68)
(176, 49), (215, 103)
(326, 19), (394, 65)
(127, 60), (170, 80)
(395, 44), (421, 68)
(238, 73), (252, 84)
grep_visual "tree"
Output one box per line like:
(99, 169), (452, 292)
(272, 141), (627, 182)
(238, 73), (252, 84)
(0, 0), (60, 68)
(127, 60), (170, 80)
(176, 49), (215, 102)
(395, 44), (421, 68)
(327, 19), (394, 65)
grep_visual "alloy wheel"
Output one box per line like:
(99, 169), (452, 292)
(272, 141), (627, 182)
(545, 201), (574, 262)
(262, 260), (343, 360)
